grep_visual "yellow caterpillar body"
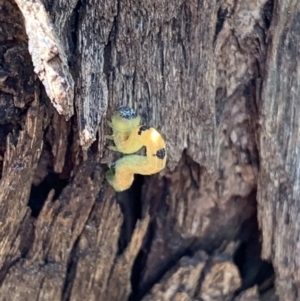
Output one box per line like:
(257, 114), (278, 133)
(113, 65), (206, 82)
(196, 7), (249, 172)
(106, 106), (167, 192)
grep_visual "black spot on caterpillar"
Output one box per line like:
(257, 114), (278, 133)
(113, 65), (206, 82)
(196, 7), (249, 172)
(106, 106), (167, 191)
(138, 125), (150, 135)
(154, 148), (166, 160)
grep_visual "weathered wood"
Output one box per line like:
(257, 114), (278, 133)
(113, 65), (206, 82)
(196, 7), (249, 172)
(142, 250), (208, 301)
(0, 0), (296, 300)
(0, 92), (44, 271)
(0, 157), (105, 300)
(74, 0), (113, 148)
(47, 113), (69, 173)
(141, 246), (243, 301)
(234, 286), (259, 301)
(258, 1), (300, 300)
(14, 0), (74, 119)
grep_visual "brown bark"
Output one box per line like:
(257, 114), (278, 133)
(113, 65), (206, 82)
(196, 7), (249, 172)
(0, 0), (296, 300)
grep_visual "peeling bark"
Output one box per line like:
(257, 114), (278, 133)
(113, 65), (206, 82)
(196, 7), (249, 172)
(14, 0), (75, 119)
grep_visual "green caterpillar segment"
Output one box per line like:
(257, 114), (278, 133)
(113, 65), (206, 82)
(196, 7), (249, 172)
(105, 135), (114, 140)
(106, 155), (147, 191)
(109, 107), (141, 154)
(111, 107), (141, 135)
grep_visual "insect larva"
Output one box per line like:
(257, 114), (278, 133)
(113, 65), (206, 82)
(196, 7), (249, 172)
(106, 106), (167, 191)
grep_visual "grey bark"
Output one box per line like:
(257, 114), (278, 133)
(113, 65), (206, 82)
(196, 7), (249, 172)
(0, 0), (296, 300)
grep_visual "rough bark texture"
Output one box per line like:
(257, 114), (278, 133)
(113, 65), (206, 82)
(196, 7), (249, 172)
(258, 1), (300, 300)
(0, 0), (296, 300)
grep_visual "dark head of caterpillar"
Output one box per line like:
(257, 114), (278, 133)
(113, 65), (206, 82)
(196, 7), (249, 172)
(112, 106), (141, 134)
(117, 106), (137, 120)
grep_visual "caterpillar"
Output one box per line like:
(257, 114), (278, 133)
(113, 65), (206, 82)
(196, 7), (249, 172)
(106, 106), (167, 192)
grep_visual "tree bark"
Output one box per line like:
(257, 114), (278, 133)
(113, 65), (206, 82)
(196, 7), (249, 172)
(0, 0), (296, 300)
